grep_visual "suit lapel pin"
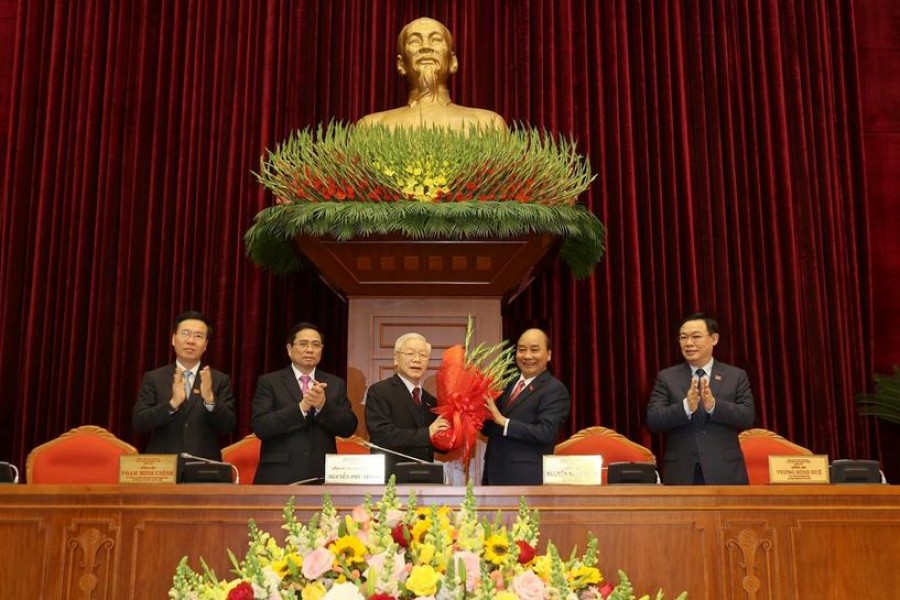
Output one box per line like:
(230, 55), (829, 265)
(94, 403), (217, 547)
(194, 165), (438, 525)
(714, 374), (723, 381)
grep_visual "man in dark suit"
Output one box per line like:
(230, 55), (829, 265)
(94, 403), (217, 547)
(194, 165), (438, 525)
(482, 328), (571, 485)
(647, 313), (755, 485)
(132, 311), (236, 461)
(365, 333), (449, 477)
(251, 322), (358, 484)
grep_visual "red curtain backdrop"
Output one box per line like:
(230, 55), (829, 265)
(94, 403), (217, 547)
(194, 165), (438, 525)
(1, 0), (896, 479)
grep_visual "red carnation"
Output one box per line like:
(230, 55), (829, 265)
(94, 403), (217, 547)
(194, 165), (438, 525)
(368, 595), (397, 600)
(600, 581), (615, 598)
(226, 581), (254, 600)
(391, 523), (409, 548)
(515, 540), (536, 564)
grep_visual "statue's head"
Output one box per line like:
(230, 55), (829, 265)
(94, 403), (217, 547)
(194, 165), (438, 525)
(396, 18), (459, 94)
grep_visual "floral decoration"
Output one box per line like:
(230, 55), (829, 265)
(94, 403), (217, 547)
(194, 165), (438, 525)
(170, 480), (687, 600)
(245, 123), (606, 278)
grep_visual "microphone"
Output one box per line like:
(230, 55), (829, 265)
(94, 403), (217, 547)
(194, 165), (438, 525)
(288, 476), (325, 485)
(0, 461), (19, 484)
(358, 440), (435, 465)
(179, 452), (239, 484)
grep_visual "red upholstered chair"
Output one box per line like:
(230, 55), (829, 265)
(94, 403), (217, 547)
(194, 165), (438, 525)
(336, 435), (370, 455)
(25, 425), (137, 484)
(221, 434), (262, 485)
(739, 428), (813, 485)
(554, 426), (656, 484)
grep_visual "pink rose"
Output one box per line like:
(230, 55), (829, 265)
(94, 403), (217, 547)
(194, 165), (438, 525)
(302, 547), (335, 580)
(352, 505), (371, 526)
(509, 570), (546, 600)
(451, 551), (480, 591)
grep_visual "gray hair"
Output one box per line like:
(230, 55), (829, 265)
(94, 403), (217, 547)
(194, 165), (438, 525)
(394, 332), (431, 353)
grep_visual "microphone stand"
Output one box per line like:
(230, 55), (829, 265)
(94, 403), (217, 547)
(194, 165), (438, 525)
(179, 452), (240, 484)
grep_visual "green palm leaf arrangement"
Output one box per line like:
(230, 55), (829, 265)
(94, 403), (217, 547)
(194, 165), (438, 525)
(245, 122), (605, 278)
(856, 365), (900, 425)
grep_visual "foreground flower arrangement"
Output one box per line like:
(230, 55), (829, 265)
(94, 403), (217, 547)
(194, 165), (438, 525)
(170, 481), (686, 600)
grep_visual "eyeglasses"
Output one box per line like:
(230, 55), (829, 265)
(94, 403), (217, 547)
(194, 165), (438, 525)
(678, 334), (708, 344)
(293, 341), (323, 350)
(399, 350), (430, 360)
(178, 329), (207, 341)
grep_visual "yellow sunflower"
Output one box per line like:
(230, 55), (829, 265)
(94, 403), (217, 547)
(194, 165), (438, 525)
(410, 519), (432, 544)
(568, 565), (603, 588)
(483, 533), (511, 565)
(270, 552), (302, 579)
(329, 535), (367, 566)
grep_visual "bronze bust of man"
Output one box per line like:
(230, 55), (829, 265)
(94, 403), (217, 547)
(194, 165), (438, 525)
(358, 17), (507, 132)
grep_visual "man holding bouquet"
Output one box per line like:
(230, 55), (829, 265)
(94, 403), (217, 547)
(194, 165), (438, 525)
(482, 328), (571, 485)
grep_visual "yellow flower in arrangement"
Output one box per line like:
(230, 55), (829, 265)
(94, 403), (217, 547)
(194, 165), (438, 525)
(300, 581), (326, 600)
(270, 552), (302, 579)
(385, 158), (450, 201)
(329, 535), (367, 566)
(484, 532), (511, 565)
(414, 542), (436, 565)
(569, 564), (604, 587)
(169, 481), (687, 600)
(405, 564), (442, 597)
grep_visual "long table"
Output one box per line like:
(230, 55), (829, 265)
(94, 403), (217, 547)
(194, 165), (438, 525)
(2, 484), (899, 599)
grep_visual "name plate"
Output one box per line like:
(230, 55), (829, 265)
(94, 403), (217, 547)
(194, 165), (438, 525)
(542, 455), (603, 485)
(325, 454), (385, 485)
(119, 454), (178, 484)
(769, 455), (830, 484)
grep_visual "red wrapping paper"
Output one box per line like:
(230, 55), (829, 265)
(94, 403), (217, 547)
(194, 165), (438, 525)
(431, 345), (501, 465)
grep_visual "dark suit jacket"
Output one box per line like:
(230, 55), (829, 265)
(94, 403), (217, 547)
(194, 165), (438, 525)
(646, 360), (755, 485)
(365, 374), (438, 477)
(132, 363), (236, 461)
(251, 367), (358, 484)
(481, 370), (571, 486)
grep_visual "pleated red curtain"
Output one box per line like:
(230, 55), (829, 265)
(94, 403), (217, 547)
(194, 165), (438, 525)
(0, 0), (887, 478)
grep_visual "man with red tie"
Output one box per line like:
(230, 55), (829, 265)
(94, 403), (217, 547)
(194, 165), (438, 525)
(251, 322), (358, 484)
(365, 332), (450, 477)
(482, 328), (571, 485)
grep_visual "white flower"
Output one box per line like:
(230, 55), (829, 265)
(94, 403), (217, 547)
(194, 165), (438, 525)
(322, 581), (365, 600)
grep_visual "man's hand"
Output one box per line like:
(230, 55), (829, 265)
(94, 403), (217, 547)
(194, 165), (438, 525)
(686, 376), (701, 413)
(484, 395), (507, 427)
(199, 366), (215, 405)
(304, 381), (328, 410)
(699, 377), (716, 411)
(429, 415), (450, 437)
(170, 368), (187, 410)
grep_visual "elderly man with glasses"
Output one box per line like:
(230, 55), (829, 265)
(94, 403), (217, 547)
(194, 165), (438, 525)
(251, 322), (358, 485)
(365, 332), (450, 477)
(132, 310), (236, 461)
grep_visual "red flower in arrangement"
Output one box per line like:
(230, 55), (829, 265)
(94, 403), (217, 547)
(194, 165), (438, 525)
(226, 581), (254, 600)
(431, 346), (499, 465)
(516, 540), (536, 564)
(367, 595), (397, 600)
(599, 581), (615, 597)
(391, 523), (409, 548)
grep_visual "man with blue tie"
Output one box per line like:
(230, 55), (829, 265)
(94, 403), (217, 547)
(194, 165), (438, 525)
(132, 311), (236, 461)
(251, 322), (358, 484)
(647, 313), (755, 485)
(482, 328), (571, 485)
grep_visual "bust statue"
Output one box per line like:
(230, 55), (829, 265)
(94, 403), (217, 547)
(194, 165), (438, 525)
(357, 17), (507, 132)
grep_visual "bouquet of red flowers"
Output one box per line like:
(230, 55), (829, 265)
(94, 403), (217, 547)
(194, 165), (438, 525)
(431, 318), (518, 468)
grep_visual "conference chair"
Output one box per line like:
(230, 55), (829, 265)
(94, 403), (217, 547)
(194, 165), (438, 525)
(25, 425), (138, 484)
(738, 428), (813, 485)
(221, 434), (262, 485)
(554, 426), (657, 484)
(336, 435), (371, 455)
